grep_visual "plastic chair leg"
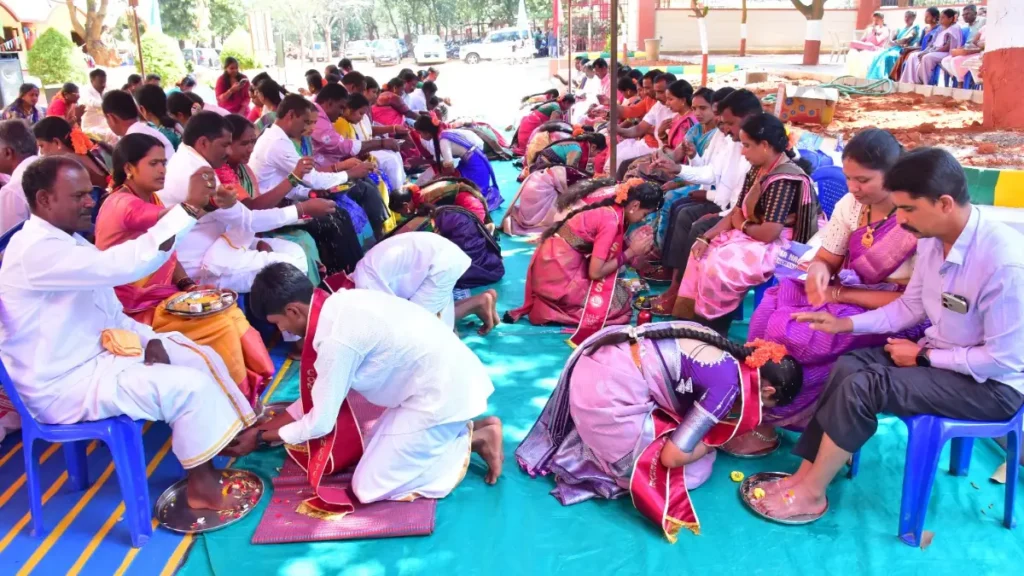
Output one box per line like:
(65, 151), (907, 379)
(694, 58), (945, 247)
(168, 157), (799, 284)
(64, 440), (90, 491)
(1005, 429), (1020, 529)
(898, 423), (944, 547)
(108, 431), (152, 548)
(22, 438), (47, 537)
(949, 437), (974, 476)
(847, 451), (861, 479)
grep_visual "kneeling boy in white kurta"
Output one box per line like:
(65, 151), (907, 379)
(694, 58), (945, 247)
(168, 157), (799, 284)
(236, 263), (503, 502)
(351, 231), (499, 334)
(0, 156), (256, 510)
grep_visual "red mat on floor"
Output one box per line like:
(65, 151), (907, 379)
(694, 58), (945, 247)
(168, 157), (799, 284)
(251, 393), (438, 544)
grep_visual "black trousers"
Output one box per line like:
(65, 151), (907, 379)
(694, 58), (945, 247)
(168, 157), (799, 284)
(793, 347), (1024, 462)
(339, 179), (390, 238)
(663, 204), (721, 271)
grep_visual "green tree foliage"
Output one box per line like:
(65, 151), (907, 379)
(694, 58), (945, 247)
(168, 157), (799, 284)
(139, 32), (188, 87)
(27, 28), (86, 85)
(209, 0), (244, 42)
(220, 30), (260, 69)
(160, 0), (201, 42)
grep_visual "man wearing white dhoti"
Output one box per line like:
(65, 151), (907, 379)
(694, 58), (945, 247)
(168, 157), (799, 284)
(238, 264), (504, 503)
(159, 111), (336, 291)
(0, 156), (256, 510)
(351, 231), (498, 333)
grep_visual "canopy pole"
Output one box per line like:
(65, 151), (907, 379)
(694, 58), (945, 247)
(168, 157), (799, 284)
(129, 0), (146, 75)
(566, 0), (572, 93)
(608, 0), (618, 177)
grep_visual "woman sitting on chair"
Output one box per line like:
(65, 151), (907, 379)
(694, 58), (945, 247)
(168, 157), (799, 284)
(673, 113), (820, 334)
(93, 134), (274, 403)
(729, 128), (924, 455)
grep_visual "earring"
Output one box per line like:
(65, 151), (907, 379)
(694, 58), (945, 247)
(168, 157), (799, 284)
(127, 171), (134, 180)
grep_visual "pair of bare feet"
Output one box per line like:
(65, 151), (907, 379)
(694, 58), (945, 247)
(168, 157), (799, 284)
(754, 463), (827, 520)
(186, 462), (247, 511)
(456, 289), (500, 336)
(472, 416), (504, 485)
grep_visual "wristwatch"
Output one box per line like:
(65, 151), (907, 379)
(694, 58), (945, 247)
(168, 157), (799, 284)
(916, 349), (931, 368)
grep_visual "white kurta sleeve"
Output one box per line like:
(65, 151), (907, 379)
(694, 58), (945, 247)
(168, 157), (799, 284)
(676, 163), (717, 187)
(23, 206), (195, 290)
(277, 340), (362, 445)
(439, 139), (455, 164)
(250, 205), (300, 233)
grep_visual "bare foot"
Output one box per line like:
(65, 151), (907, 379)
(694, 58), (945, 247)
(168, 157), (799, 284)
(756, 482), (827, 519)
(760, 463), (811, 497)
(185, 467), (245, 510)
(648, 293), (676, 315)
(476, 292), (497, 336)
(471, 416), (504, 485)
(485, 289), (499, 328)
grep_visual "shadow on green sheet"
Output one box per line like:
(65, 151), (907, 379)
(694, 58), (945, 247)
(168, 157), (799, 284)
(180, 161), (1024, 576)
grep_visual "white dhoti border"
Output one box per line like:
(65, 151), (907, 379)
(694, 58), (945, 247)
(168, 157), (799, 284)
(37, 335), (256, 469)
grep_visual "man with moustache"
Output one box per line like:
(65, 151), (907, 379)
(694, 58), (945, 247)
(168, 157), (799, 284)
(753, 148), (1024, 523)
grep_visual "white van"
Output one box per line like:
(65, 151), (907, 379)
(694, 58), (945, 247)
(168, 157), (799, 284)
(414, 34), (446, 65)
(459, 28), (531, 64)
(345, 40), (370, 60)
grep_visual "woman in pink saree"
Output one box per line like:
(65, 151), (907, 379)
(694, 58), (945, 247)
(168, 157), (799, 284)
(506, 180), (661, 346)
(513, 95), (575, 156)
(93, 134), (274, 405)
(517, 321), (802, 540)
(501, 166), (592, 235)
(728, 129), (924, 454)
(674, 113), (821, 333)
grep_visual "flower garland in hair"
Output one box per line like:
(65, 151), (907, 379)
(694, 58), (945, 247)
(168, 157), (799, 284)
(744, 339), (788, 369)
(70, 127), (97, 155)
(407, 183), (423, 208)
(572, 125), (584, 138)
(613, 177), (645, 205)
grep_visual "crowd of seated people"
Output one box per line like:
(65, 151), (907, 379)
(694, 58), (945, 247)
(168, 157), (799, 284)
(504, 68), (1024, 534)
(0, 58), (510, 508)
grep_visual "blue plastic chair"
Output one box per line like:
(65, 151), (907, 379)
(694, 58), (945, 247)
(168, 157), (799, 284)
(928, 66), (942, 87)
(811, 165), (847, 219)
(848, 407), (1024, 547)
(0, 222), (153, 547)
(797, 149), (833, 174)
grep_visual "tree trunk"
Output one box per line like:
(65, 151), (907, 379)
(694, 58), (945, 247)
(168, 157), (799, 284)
(984, 0), (1024, 129)
(740, 0), (747, 56)
(325, 25), (332, 62)
(791, 0), (826, 66)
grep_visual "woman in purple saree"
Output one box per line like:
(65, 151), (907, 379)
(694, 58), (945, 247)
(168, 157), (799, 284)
(732, 129), (923, 454)
(516, 321), (802, 540)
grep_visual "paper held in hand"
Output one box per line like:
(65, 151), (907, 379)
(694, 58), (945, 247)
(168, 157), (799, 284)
(774, 241), (815, 282)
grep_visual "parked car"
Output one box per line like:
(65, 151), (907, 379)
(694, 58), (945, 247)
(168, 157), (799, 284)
(345, 40), (370, 60)
(312, 42), (328, 62)
(414, 35), (446, 65)
(459, 28), (531, 64)
(372, 38), (403, 67)
(182, 47), (220, 68)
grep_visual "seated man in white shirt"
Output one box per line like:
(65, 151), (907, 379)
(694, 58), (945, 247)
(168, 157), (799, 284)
(0, 119), (39, 236)
(401, 70), (428, 114)
(352, 232), (499, 334)
(79, 69), (115, 143)
(101, 90), (176, 159)
(646, 88), (759, 314)
(604, 73), (677, 177)
(249, 94), (390, 241)
(0, 156), (256, 510)
(159, 111), (336, 291)
(235, 264), (503, 503)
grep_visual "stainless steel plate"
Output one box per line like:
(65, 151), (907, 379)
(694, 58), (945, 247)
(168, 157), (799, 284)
(739, 471), (828, 525)
(155, 469), (264, 534)
(164, 289), (239, 319)
(256, 401), (293, 425)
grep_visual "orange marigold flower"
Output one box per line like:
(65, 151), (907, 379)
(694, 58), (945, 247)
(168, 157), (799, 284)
(70, 127), (96, 155)
(572, 125), (584, 137)
(743, 338), (788, 368)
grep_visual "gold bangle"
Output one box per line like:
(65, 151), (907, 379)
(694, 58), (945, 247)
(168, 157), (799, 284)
(832, 286), (843, 303)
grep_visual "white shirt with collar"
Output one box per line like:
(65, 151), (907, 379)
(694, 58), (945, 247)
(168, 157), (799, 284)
(675, 129), (749, 215)
(80, 84), (109, 136)
(158, 145), (302, 287)
(0, 208), (193, 421)
(0, 155), (38, 237)
(278, 289), (493, 445)
(404, 89), (427, 113)
(126, 121), (176, 159)
(249, 124), (348, 201)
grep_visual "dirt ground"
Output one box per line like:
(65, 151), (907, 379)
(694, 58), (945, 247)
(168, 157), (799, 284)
(774, 91), (1023, 170)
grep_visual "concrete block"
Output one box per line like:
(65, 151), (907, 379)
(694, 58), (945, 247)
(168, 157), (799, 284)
(951, 88), (973, 101)
(971, 89), (985, 104)
(932, 86), (953, 98)
(896, 82), (916, 93)
(914, 84), (933, 96)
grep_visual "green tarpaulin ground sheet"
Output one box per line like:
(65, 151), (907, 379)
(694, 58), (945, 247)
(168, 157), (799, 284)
(180, 161), (1024, 576)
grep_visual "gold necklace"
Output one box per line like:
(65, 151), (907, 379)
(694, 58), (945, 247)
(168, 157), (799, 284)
(861, 204), (897, 248)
